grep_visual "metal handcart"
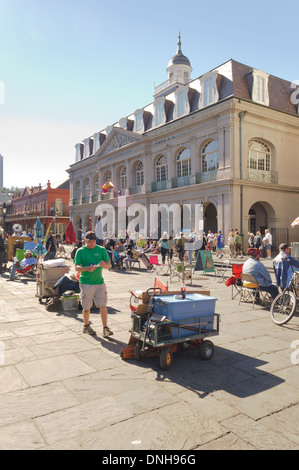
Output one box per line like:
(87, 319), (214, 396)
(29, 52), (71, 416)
(123, 287), (220, 370)
(36, 260), (69, 303)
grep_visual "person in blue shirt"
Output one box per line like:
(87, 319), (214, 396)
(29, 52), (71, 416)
(216, 230), (225, 258)
(243, 247), (279, 300)
(273, 243), (299, 289)
(7, 250), (37, 281)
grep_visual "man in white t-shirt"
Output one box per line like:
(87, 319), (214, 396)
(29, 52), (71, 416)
(262, 229), (272, 259)
(207, 230), (214, 251)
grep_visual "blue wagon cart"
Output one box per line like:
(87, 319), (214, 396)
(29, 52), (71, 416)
(128, 287), (220, 370)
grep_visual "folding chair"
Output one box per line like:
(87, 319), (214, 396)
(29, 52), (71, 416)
(154, 277), (169, 292)
(169, 262), (185, 283)
(8, 263), (37, 279)
(239, 273), (262, 309)
(55, 245), (71, 260)
(231, 263), (243, 299)
(149, 255), (168, 275)
(215, 259), (230, 283)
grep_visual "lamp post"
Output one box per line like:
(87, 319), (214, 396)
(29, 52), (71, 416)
(2, 203), (7, 236)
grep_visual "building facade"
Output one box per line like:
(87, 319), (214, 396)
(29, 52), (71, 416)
(5, 180), (70, 236)
(67, 36), (299, 250)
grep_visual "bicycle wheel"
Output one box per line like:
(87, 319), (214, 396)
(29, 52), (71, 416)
(270, 291), (297, 326)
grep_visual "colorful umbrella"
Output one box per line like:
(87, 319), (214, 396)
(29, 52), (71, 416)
(33, 217), (47, 257)
(65, 220), (76, 244)
(34, 217), (43, 243)
(291, 217), (299, 228)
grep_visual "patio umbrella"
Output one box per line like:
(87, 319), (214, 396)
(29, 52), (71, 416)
(65, 220), (76, 244)
(291, 217), (299, 228)
(33, 217), (47, 257)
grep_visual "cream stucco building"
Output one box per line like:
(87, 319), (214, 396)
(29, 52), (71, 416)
(67, 35), (299, 251)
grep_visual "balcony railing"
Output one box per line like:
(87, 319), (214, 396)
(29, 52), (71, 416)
(82, 196), (90, 204)
(72, 198), (81, 205)
(196, 170), (218, 184)
(247, 168), (278, 184)
(92, 194), (99, 203)
(172, 176), (190, 189)
(152, 180), (167, 192)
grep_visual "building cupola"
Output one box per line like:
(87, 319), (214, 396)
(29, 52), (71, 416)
(166, 31), (192, 84)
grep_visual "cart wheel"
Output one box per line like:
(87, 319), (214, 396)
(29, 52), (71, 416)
(134, 341), (144, 361)
(199, 340), (214, 360)
(160, 348), (173, 370)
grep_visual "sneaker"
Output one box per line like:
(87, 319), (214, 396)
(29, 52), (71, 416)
(6, 277), (15, 282)
(83, 324), (96, 335)
(103, 326), (113, 338)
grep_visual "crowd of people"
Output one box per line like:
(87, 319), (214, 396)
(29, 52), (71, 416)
(1, 222), (299, 336)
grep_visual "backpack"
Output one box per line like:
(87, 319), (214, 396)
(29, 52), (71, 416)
(45, 297), (62, 312)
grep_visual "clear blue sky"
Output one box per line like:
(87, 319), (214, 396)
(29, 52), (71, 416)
(0, 0), (297, 188)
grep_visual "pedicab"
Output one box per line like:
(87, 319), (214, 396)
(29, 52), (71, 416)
(121, 285), (220, 370)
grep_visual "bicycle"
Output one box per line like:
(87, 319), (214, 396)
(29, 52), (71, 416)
(270, 260), (299, 326)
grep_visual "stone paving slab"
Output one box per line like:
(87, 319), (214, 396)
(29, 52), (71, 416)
(0, 253), (298, 450)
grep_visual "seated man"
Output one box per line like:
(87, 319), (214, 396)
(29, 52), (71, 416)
(273, 243), (299, 288)
(46, 272), (80, 297)
(124, 244), (139, 270)
(7, 249), (37, 281)
(242, 248), (279, 300)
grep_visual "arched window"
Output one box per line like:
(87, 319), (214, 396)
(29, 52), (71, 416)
(74, 180), (81, 199)
(120, 167), (127, 189)
(249, 140), (271, 171)
(103, 170), (112, 183)
(201, 140), (219, 172)
(155, 155), (168, 181)
(176, 148), (191, 178)
(136, 161), (144, 187)
(83, 177), (90, 197)
(94, 174), (100, 194)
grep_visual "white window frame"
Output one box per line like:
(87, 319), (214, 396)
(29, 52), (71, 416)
(136, 161), (144, 187)
(201, 140), (219, 172)
(176, 148), (191, 177)
(103, 170), (112, 183)
(120, 167), (127, 189)
(252, 69), (269, 105)
(155, 155), (168, 182)
(83, 177), (90, 197)
(248, 140), (271, 171)
(155, 100), (164, 127)
(200, 71), (219, 108)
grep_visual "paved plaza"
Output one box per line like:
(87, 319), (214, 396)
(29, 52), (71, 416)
(0, 251), (298, 450)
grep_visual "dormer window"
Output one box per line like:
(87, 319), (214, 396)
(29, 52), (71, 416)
(204, 77), (214, 106)
(154, 99), (165, 127)
(178, 90), (187, 117)
(200, 71), (219, 108)
(251, 70), (269, 105)
(175, 87), (189, 119)
(134, 110), (143, 132)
